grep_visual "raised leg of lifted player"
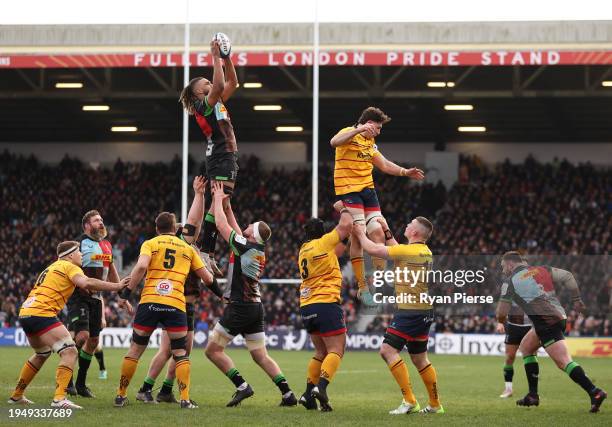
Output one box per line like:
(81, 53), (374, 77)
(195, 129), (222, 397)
(201, 180), (235, 276)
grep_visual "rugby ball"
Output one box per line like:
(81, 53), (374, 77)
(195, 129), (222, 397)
(214, 32), (232, 58)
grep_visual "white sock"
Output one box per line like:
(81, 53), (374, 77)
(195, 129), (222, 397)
(505, 382), (513, 390)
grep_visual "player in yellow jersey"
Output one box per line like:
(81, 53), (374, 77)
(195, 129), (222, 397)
(355, 216), (444, 415)
(114, 211), (223, 409)
(9, 241), (128, 409)
(297, 208), (353, 412)
(331, 106), (424, 305)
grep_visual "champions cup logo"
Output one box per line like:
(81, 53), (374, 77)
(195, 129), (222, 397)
(22, 297), (35, 308)
(156, 280), (173, 296)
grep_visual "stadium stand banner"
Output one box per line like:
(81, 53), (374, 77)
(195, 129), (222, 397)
(434, 333), (548, 357)
(2, 50), (612, 69)
(566, 338), (612, 358)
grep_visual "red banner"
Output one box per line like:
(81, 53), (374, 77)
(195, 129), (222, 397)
(1, 50), (612, 68)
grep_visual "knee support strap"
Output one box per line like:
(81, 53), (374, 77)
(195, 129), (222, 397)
(52, 338), (76, 354)
(132, 332), (150, 346)
(170, 336), (187, 350)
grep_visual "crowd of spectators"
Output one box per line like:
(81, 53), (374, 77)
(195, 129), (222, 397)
(0, 150), (609, 337)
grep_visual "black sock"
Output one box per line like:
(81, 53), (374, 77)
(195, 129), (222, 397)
(67, 376), (74, 389)
(523, 355), (539, 394)
(273, 374), (291, 395)
(141, 376), (155, 392)
(318, 378), (330, 391)
(76, 349), (93, 387)
(306, 382), (315, 394)
(95, 350), (105, 371)
(503, 364), (514, 382)
(201, 213), (218, 254)
(226, 368), (246, 388)
(160, 379), (174, 394)
(565, 362), (596, 395)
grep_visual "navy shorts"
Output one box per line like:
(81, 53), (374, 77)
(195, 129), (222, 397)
(300, 303), (347, 336)
(536, 320), (566, 348)
(19, 315), (63, 337)
(133, 303), (188, 333)
(384, 310), (434, 354)
(337, 188), (381, 214)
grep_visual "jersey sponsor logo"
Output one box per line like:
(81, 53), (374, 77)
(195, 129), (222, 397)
(155, 280), (173, 296)
(22, 297), (35, 308)
(356, 151), (373, 161)
(91, 253), (112, 262)
(300, 287), (311, 299)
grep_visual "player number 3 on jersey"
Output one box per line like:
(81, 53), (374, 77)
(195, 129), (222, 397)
(300, 259), (309, 279)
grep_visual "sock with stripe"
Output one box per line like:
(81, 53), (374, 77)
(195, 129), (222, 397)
(372, 257), (386, 271)
(95, 350), (106, 371)
(11, 359), (40, 400)
(160, 378), (174, 394)
(226, 367), (247, 389)
(564, 361), (597, 395)
(319, 352), (342, 390)
(419, 363), (441, 408)
(117, 356), (139, 397)
(306, 357), (322, 393)
(76, 349), (93, 387)
(175, 357), (191, 402)
(201, 212), (218, 255)
(141, 376), (156, 392)
(273, 373), (291, 395)
(388, 357), (416, 404)
(350, 256), (366, 290)
(54, 365), (73, 401)
(523, 355), (539, 394)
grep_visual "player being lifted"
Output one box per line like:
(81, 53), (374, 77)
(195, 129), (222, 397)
(495, 303), (533, 398)
(496, 252), (607, 413)
(179, 37), (239, 277)
(65, 209), (119, 398)
(114, 211), (223, 409)
(331, 107), (424, 304)
(297, 209), (353, 412)
(135, 177), (208, 403)
(8, 241), (127, 409)
(355, 216), (444, 415)
(204, 182), (297, 407)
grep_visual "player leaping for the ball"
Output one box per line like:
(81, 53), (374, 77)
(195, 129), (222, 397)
(331, 107), (424, 305)
(496, 252), (607, 413)
(179, 36), (239, 278)
(204, 182), (297, 408)
(355, 216), (444, 415)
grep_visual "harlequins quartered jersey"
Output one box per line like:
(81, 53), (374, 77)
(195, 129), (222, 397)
(194, 97), (237, 158)
(226, 231), (265, 303)
(68, 233), (113, 301)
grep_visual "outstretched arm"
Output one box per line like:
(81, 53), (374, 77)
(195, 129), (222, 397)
(211, 182), (232, 243)
(221, 56), (238, 101)
(183, 176), (206, 244)
(206, 40), (226, 107)
(353, 224), (390, 259)
(225, 200), (242, 235)
(372, 152), (424, 180)
(72, 274), (128, 292)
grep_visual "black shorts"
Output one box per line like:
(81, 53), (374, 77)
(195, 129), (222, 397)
(67, 298), (103, 338)
(133, 303), (188, 333)
(504, 323), (531, 345)
(218, 303), (264, 337)
(336, 188), (381, 214)
(186, 302), (195, 332)
(20, 315), (63, 337)
(205, 152), (239, 183)
(535, 320), (566, 348)
(384, 310), (434, 354)
(300, 303), (347, 336)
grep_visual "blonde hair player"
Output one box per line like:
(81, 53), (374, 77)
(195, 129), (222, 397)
(8, 241), (128, 409)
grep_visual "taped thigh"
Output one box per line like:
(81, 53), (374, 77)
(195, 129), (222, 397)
(33, 345), (52, 358)
(244, 332), (266, 351)
(365, 212), (383, 234)
(52, 337), (76, 354)
(209, 322), (234, 348)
